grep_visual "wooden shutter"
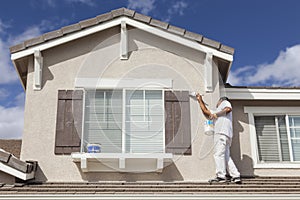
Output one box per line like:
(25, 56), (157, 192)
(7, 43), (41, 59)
(165, 91), (191, 155)
(55, 90), (83, 155)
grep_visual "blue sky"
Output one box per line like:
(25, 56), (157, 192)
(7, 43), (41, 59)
(0, 0), (300, 138)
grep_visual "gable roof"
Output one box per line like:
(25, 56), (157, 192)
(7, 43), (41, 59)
(10, 7), (235, 90)
(9, 7), (234, 55)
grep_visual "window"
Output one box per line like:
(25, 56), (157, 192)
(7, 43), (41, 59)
(84, 90), (123, 153)
(255, 115), (300, 163)
(244, 107), (300, 168)
(55, 88), (192, 159)
(125, 90), (164, 153)
(83, 89), (164, 154)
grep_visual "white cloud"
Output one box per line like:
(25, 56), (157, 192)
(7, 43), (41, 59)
(127, 0), (156, 15)
(228, 44), (300, 86)
(0, 36), (18, 84)
(0, 93), (24, 139)
(0, 106), (24, 139)
(165, 1), (188, 21)
(2, 17), (66, 84)
(0, 23), (42, 84)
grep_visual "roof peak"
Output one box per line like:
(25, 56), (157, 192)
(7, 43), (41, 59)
(9, 7), (234, 55)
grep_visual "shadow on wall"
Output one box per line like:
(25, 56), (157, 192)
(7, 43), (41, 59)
(28, 165), (48, 183)
(231, 104), (255, 177)
(76, 163), (184, 182)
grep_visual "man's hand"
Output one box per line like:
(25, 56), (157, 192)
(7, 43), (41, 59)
(210, 113), (218, 119)
(196, 93), (202, 102)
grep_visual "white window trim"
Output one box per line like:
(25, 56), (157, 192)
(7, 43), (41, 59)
(82, 87), (166, 154)
(244, 106), (300, 169)
(75, 78), (172, 89)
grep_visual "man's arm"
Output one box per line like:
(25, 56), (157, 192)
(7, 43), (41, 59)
(196, 94), (213, 119)
(212, 107), (232, 119)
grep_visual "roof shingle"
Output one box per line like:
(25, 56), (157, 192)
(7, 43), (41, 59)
(9, 7), (235, 55)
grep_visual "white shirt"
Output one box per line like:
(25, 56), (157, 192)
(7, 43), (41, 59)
(213, 100), (233, 138)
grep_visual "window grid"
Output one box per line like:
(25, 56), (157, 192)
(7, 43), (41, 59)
(255, 114), (300, 163)
(83, 89), (164, 154)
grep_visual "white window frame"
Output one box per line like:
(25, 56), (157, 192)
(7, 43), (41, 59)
(244, 106), (300, 169)
(81, 88), (165, 154)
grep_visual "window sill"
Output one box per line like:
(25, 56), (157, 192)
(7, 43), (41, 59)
(254, 163), (300, 169)
(71, 153), (173, 172)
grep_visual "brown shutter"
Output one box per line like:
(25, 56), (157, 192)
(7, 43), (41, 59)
(165, 91), (191, 155)
(55, 90), (83, 155)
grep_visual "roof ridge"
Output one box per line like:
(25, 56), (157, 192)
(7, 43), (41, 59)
(9, 7), (234, 55)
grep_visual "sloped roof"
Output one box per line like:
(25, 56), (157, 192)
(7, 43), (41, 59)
(9, 7), (234, 55)
(1, 177), (300, 197)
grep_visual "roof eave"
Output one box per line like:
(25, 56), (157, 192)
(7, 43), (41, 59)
(225, 87), (300, 100)
(11, 16), (233, 62)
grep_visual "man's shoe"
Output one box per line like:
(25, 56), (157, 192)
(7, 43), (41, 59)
(208, 177), (227, 183)
(232, 177), (242, 184)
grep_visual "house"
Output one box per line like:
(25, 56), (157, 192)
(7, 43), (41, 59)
(1, 7), (300, 198)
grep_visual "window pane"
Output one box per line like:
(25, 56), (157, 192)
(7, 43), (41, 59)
(254, 116), (280, 162)
(289, 116), (300, 127)
(292, 139), (300, 161)
(277, 116), (290, 161)
(125, 90), (164, 153)
(84, 90), (123, 153)
(289, 116), (300, 161)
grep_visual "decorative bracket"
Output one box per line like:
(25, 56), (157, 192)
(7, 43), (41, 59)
(205, 52), (213, 92)
(120, 21), (128, 60)
(33, 50), (43, 90)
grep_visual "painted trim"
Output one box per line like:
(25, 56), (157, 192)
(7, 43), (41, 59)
(11, 17), (233, 62)
(0, 162), (35, 180)
(71, 152), (173, 172)
(75, 78), (173, 89)
(204, 52), (213, 92)
(120, 21), (128, 60)
(226, 88), (300, 100)
(244, 106), (300, 169)
(11, 18), (121, 61)
(71, 153), (173, 160)
(33, 50), (43, 90)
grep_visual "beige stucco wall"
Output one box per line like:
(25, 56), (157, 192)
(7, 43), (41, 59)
(231, 100), (300, 177)
(20, 26), (229, 182)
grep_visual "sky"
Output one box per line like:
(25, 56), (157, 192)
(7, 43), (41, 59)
(0, 0), (300, 139)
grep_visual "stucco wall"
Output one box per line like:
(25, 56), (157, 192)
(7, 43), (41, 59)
(21, 26), (226, 182)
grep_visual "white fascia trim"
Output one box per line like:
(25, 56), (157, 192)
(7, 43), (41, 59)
(244, 106), (300, 115)
(11, 17), (233, 62)
(0, 162), (35, 180)
(124, 18), (233, 62)
(226, 88), (300, 100)
(244, 106), (300, 169)
(75, 78), (173, 89)
(11, 18), (121, 61)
